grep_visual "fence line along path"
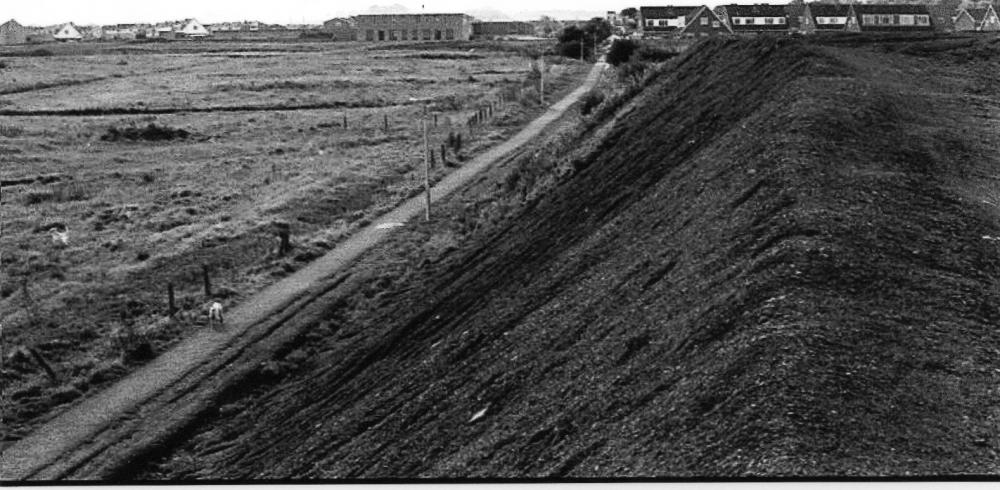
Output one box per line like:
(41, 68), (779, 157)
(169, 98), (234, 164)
(0, 61), (607, 481)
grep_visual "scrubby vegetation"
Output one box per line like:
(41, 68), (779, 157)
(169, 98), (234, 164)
(100, 123), (192, 142)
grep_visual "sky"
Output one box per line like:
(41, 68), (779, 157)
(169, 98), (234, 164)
(2, 0), (746, 26)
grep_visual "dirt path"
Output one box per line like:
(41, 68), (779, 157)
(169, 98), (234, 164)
(0, 62), (606, 481)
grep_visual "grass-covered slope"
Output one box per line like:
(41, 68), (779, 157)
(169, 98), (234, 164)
(146, 37), (1000, 477)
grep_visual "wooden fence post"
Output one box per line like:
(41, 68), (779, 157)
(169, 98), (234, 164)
(434, 114), (438, 127)
(202, 264), (211, 297)
(343, 114), (348, 129)
(384, 114), (389, 132)
(441, 144), (447, 165)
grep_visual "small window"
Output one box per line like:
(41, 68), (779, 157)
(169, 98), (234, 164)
(765, 17), (774, 24)
(712, 20), (720, 28)
(733, 18), (741, 25)
(701, 17), (709, 25)
(445, 28), (454, 39)
(778, 17), (786, 24)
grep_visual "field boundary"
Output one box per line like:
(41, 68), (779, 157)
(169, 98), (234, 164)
(0, 61), (606, 481)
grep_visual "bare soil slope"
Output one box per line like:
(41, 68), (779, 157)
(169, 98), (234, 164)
(141, 36), (1000, 478)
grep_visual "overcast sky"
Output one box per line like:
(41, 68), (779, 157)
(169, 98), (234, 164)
(4, 1), (750, 26)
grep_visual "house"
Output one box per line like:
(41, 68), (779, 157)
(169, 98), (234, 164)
(52, 22), (83, 41)
(102, 24), (140, 40)
(472, 21), (535, 39)
(79, 25), (103, 40)
(322, 18), (357, 41)
(678, 6), (733, 37)
(845, 4), (935, 33)
(639, 6), (701, 36)
(177, 19), (210, 37)
(800, 3), (851, 34)
(1, 19), (28, 45)
(926, 1), (961, 32)
(355, 14), (474, 41)
(715, 4), (790, 34)
(954, 5), (1000, 30)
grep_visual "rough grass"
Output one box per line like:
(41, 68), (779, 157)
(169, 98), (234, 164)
(0, 41), (591, 447)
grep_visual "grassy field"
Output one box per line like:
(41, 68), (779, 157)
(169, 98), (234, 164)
(0, 39), (590, 444)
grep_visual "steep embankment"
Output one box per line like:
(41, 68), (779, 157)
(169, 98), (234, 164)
(142, 37), (1000, 477)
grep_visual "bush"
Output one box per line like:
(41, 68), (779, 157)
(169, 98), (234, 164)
(617, 59), (650, 84)
(26, 48), (54, 57)
(636, 44), (679, 63)
(607, 39), (638, 66)
(100, 123), (191, 142)
(0, 124), (24, 137)
(580, 90), (605, 116)
(22, 182), (90, 205)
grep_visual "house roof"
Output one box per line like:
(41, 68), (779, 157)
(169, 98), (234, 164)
(852, 4), (931, 15)
(723, 4), (788, 17)
(679, 6), (733, 34)
(2, 19), (23, 29)
(639, 6), (701, 19)
(808, 4), (851, 17)
(965, 7), (989, 22)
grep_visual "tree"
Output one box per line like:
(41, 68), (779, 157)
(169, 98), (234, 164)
(620, 7), (638, 19)
(556, 18), (612, 60)
(606, 39), (638, 66)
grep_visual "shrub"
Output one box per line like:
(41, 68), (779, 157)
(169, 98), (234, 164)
(580, 90), (605, 116)
(0, 124), (24, 137)
(617, 58), (650, 84)
(636, 44), (679, 63)
(22, 182), (90, 205)
(100, 123), (190, 142)
(607, 39), (638, 66)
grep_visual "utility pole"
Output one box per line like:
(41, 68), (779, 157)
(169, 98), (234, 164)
(580, 36), (584, 61)
(538, 55), (545, 105)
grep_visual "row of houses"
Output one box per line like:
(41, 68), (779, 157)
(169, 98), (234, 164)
(2, 14), (541, 45)
(0, 18), (211, 44)
(322, 15), (537, 42)
(637, 2), (999, 37)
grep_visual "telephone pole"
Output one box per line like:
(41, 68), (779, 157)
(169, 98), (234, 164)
(538, 55), (545, 105)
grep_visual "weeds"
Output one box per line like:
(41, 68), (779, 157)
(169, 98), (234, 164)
(580, 90), (605, 116)
(100, 123), (191, 142)
(22, 181), (91, 205)
(0, 124), (24, 137)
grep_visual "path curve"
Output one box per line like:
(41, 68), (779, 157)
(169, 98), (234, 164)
(0, 62), (606, 481)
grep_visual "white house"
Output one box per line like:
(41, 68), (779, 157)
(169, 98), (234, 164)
(178, 18), (210, 37)
(53, 22), (82, 41)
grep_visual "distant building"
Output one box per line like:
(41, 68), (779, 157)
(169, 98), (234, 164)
(323, 17), (358, 41)
(178, 19), (210, 37)
(800, 3), (852, 34)
(102, 24), (140, 40)
(471, 21), (534, 39)
(715, 4), (790, 34)
(639, 6), (701, 35)
(53, 23), (83, 41)
(954, 5), (1000, 30)
(79, 25), (103, 40)
(1, 19), (28, 45)
(678, 6), (733, 37)
(355, 13), (474, 41)
(845, 4), (935, 32)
